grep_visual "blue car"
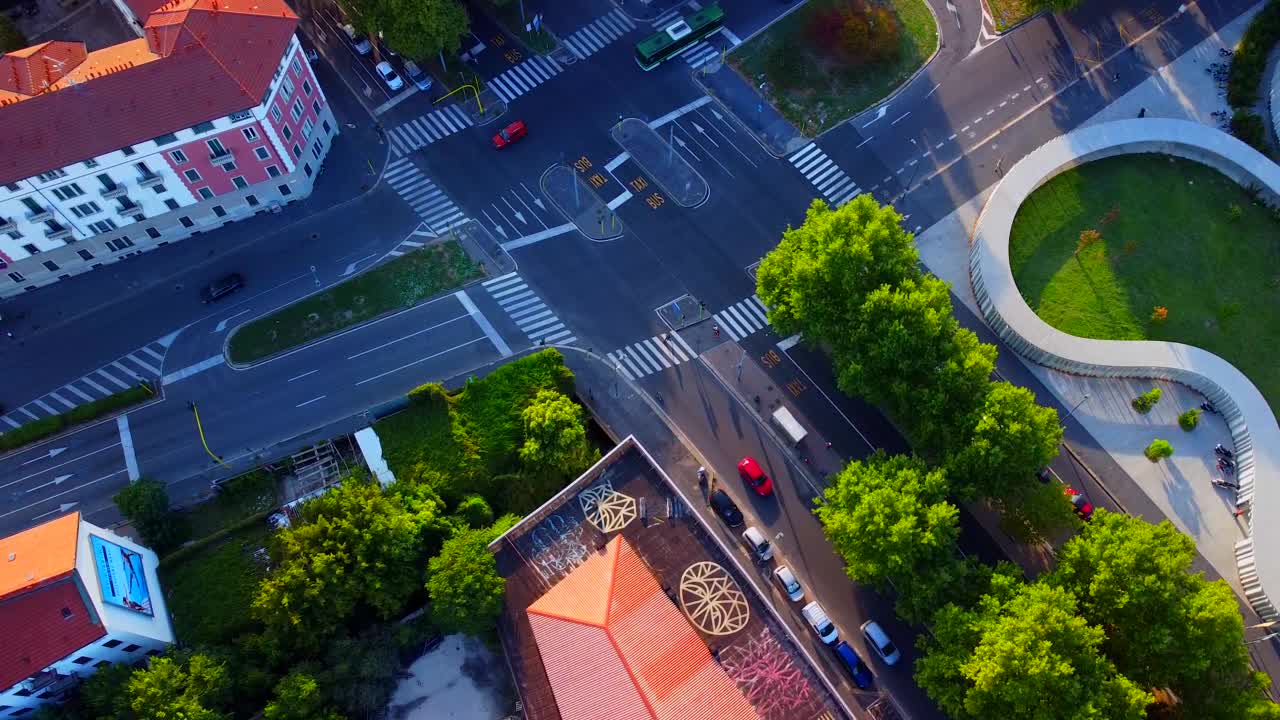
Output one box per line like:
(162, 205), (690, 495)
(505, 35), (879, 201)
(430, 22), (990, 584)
(834, 641), (874, 689)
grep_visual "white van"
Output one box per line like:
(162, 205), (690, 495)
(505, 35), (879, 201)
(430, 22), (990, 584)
(772, 406), (807, 446)
(802, 601), (838, 644)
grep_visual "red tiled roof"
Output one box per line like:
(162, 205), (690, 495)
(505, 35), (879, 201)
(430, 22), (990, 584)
(0, 0), (297, 186)
(527, 537), (757, 720)
(0, 575), (105, 691)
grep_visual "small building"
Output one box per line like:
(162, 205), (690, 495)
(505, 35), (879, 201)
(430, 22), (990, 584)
(0, 512), (173, 717)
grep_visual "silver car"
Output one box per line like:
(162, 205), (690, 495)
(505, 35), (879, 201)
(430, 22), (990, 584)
(375, 61), (404, 91)
(773, 566), (804, 602)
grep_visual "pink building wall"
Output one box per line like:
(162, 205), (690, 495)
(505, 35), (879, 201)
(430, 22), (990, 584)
(164, 121), (280, 197)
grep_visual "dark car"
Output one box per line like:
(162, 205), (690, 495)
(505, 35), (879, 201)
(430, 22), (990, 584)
(710, 489), (743, 527)
(834, 641), (874, 689)
(737, 456), (774, 497)
(1066, 487), (1094, 521)
(200, 273), (244, 303)
(1036, 466), (1053, 483)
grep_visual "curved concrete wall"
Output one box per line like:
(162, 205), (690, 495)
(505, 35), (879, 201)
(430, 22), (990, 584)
(1272, 56), (1280, 148)
(969, 118), (1280, 621)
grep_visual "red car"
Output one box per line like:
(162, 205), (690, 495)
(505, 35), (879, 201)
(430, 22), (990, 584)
(738, 456), (774, 497)
(1066, 487), (1094, 521)
(492, 120), (527, 149)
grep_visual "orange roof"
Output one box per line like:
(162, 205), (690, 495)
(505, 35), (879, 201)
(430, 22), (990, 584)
(0, 512), (81, 599)
(527, 537), (757, 720)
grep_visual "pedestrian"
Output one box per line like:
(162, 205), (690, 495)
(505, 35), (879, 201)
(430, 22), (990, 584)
(1114, 72), (1121, 82)
(825, 441), (833, 450)
(713, 324), (720, 338)
(662, 333), (670, 343)
(1138, 107), (1146, 118)
(4, 331), (11, 339)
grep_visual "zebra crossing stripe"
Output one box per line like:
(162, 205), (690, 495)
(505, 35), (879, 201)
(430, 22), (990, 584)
(33, 398), (57, 415)
(790, 144), (820, 166)
(618, 351), (646, 377)
(727, 304), (761, 334)
(651, 337), (685, 364)
(609, 353), (636, 380)
(97, 369), (129, 390)
(64, 384), (94, 402)
(142, 346), (164, 362)
(19, 406), (38, 421)
(626, 344), (658, 373)
(717, 311), (746, 340)
(810, 162), (840, 188)
(638, 341), (672, 369)
(483, 273), (518, 288)
(48, 392), (76, 410)
(2, 415), (19, 429)
(745, 298), (770, 324)
(128, 353), (160, 375)
(523, 314), (562, 333)
(671, 331), (696, 358)
(491, 282), (530, 301)
(80, 375), (111, 395)
(513, 307), (553, 325)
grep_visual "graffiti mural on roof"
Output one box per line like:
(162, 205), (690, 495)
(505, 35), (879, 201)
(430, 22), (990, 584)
(679, 561), (750, 636)
(578, 481), (638, 534)
(525, 511), (591, 584)
(720, 628), (820, 719)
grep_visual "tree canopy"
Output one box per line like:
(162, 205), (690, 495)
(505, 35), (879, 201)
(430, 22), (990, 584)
(947, 382), (1063, 501)
(427, 523), (508, 636)
(336, 0), (468, 60)
(113, 477), (188, 554)
(126, 654), (231, 720)
(518, 389), (597, 473)
(263, 670), (343, 720)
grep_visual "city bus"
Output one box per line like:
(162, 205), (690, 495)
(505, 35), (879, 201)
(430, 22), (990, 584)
(634, 3), (724, 71)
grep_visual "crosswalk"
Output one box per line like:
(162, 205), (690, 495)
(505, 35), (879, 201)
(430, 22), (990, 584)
(713, 296), (770, 341)
(0, 337), (172, 430)
(482, 273), (576, 346)
(650, 8), (720, 69)
(487, 56), (563, 104)
(789, 144), (861, 208)
(564, 8), (637, 60)
(387, 104), (473, 158)
(384, 158), (467, 233)
(607, 332), (698, 381)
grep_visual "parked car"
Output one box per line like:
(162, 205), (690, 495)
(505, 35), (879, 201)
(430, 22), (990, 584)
(375, 61), (404, 91)
(742, 526), (773, 562)
(773, 566), (804, 602)
(737, 456), (774, 497)
(802, 601), (838, 644)
(1036, 466), (1053, 483)
(709, 489), (743, 528)
(341, 24), (371, 55)
(200, 273), (243, 303)
(403, 59), (433, 92)
(492, 120), (528, 149)
(834, 641), (875, 689)
(860, 620), (901, 665)
(377, 32), (398, 58)
(1066, 487), (1094, 521)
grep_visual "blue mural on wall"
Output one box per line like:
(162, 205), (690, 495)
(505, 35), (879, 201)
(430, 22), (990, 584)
(90, 535), (153, 616)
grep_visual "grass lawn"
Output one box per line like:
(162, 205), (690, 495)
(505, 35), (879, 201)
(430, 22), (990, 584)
(1009, 154), (1280, 410)
(487, 1), (556, 54)
(160, 523), (272, 647)
(730, 0), (938, 134)
(228, 240), (483, 364)
(184, 470), (279, 541)
(985, 0), (1032, 31)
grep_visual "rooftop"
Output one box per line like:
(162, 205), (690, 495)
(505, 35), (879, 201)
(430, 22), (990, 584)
(0, 576), (104, 690)
(0, 512), (80, 599)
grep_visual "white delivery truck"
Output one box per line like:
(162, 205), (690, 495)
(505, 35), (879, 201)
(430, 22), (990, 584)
(772, 406), (807, 446)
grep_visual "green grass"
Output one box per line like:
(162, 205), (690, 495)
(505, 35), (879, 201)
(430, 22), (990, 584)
(160, 523), (272, 647)
(730, 0), (938, 134)
(0, 382), (154, 452)
(487, 1), (557, 55)
(184, 470), (279, 541)
(1009, 154), (1280, 411)
(985, 0), (1032, 31)
(228, 241), (483, 364)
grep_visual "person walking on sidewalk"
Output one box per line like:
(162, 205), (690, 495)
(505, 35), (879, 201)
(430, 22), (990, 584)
(713, 324), (720, 338)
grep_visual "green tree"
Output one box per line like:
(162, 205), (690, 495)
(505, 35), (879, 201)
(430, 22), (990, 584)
(378, 0), (468, 60)
(815, 453), (958, 589)
(519, 390), (597, 472)
(264, 670), (344, 720)
(427, 525), (506, 636)
(756, 195), (920, 347)
(453, 493), (494, 528)
(1025, 0), (1083, 11)
(253, 476), (441, 652)
(947, 382), (1063, 500)
(318, 626), (402, 719)
(910, 326), (998, 456)
(113, 477), (188, 554)
(127, 654), (230, 720)
(917, 582), (1151, 720)
(1050, 511), (1280, 720)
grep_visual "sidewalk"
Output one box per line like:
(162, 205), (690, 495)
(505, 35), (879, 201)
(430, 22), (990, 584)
(696, 64), (804, 158)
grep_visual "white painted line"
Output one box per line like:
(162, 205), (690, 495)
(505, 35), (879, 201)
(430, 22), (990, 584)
(33, 398), (57, 415)
(79, 375), (111, 395)
(607, 191), (633, 210)
(648, 96), (712, 129)
(777, 333), (802, 351)
(214, 308), (252, 333)
(347, 313), (471, 360)
(719, 26), (743, 46)
(482, 271), (520, 289)
(118, 415), (140, 482)
(296, 395), (327, 408)
(605, 152), (631, 171)
(288, 369), (320, 383)
(49, 392), (76, 410)
(456, 291), (513, 357)
(355, 338), (487, 385)
(161, 354), (224, 385)
(856, 136), (874, 149)
(64, 384), (94, 403)
(501, 222), (575, 251)
(142, 346), (165, 362)
(891, 112), (911, 126)
(0, 470), (126, 520)
(948, 133), (957, 140)
(127, 353), (160, 375)
(2, 415), (21, 429)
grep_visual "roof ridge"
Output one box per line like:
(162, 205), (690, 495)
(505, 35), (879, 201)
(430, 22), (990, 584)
(603, 539), (658, 720)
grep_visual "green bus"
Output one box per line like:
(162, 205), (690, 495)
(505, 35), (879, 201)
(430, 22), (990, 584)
(635, 3), (724, 71)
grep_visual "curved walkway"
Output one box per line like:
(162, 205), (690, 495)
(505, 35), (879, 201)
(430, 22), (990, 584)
(968, 118), (1280, 622)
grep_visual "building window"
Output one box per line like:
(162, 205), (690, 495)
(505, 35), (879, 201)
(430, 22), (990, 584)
(89, 219), (118, 234)
(302, 118), (314, 139)
(145, 649), (163, 658)
(78, 249), (94, 260)
(123, 644), (141, 653)
(280, 77), (294, 98)
(197, 187), (214, 200)
(322, 119), (331, 135)
(312, 98), (321, 114)
(106, 237), (135, 252)
(207, 138), (229, 158)
(23, 243), (39, 254)
(302, 79), (312, 96)
(7, 230), (22, 240)
(6, 182), (20, 191)
(146, 227), (161, 239)
(164, 198), (179, 210)
(153, 132), (178, 145)
(153, 184), (167, 194)
(120, 145), (136, 156)
(246, 194), (259, 206)
(266, 165), (280, 178)
(36, 169), (67, 183)
(281, 124), (293, 141)
(179, 216), (193, 228)
(311, 140), (323, 159)
(8, 271), (25, 282)
(229, 109), (252, 122)
(303, 163), (312, 178)
(278, 184), (291, 196)
(190, 121), (215, 134)
(254, 146), (270, 160)
(270, 104), (283, 123)
(242, 127), (259, 142)
(232, 176), (248, 189)
(220, 159), (237, 172)
(83, 158), (99, 169)
(212, 205), (226, 217)
(51, 183), (85, 201)
(184, 169), (201, 182)
(72, 655), (92, 665)
(70, 201), (101, 218)
(290, 98), (304, 122)
(170, 149), (189, 164)
(97, 174), (115, 189)
(290, 57), (302, 76)
(292, 143), (301, 159)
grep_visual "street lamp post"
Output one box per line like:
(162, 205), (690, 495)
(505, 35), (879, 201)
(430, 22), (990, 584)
(1063, 394), (1091, 423)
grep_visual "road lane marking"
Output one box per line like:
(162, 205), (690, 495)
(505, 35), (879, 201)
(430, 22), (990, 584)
(296, 395), (327, 408)
(0, 470), (127, 519)
(288, 369), (320, 383)
(64, 384), (94, 402)
(607, 191), (633, 209)
(891, 112), (911, 125)
(214, 309), (252, 333)
(355, 338), (488, 386)
(346, 313), (471, 359)
(648, 96), (712, 129)
(605, 152), (631, 171)
(456, 291), (512, 357)
(117, 416), (139, 482)
(501, 222), (574, 251)
(161, 355), (224, 384)
(0, 442), (123, 490)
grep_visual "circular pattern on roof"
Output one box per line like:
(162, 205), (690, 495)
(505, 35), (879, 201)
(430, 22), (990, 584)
(579, 484), (638, 534)
(679, 561), (749, 636)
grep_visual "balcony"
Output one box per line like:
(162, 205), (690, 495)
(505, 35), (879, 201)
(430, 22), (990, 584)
(138, 173), (163, 188)
(0, 217), (15, 233)
(24, 207), (52, 223)
(45, 226), (74, 241)
(25, 669), (79, 699)
(209, 147), (235, 167)
(100, 183), (127, 199)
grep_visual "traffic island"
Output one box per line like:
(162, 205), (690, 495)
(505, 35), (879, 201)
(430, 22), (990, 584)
(540, 164), (623, 241)
(610, 118), (709, 208)
(460, 87), (506, 126)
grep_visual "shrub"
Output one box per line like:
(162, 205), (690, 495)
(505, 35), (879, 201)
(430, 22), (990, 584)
(1178, 408), (1201, 431)
(1132, 387), (1162, 413)
(1227, 0), (1280, 108)
(1227, 203), (1244, 221)
(1145, 438), (1174, 461)
(114, 478), (190, 554)
(1076, 228), (1101, 255)
(1123, 239), (1138, 255)
(453, 494), (494, 528)
(1230, 110), (1267, 153)
(0, 382), (152, 452)
(0, 415), (66, 452)
(1150, 306), (1168, 323)
(764, 36), (807, 90)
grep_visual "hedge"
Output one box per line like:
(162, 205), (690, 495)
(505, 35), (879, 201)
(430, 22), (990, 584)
(0, 382), (154, 452)
(1227, 0), (1280, 108)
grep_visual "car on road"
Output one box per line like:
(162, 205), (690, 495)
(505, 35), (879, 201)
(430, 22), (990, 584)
(773, 566), (804, 602)
(1036, 466), (1053, 483)
(200, 273), (243, 303)
(737, 456), (773, 497)
(341, 24), (371, 55)
(860, 620), (901, 665)
(403, 59), (432, 92)
(834, 641), (875, 689)
(802, 601), (838, 644)
(709, 489), (743, 528)
(492, 120), (528, 149)
(742, 526), (773, 562)
(1066, 487), (1094, 521)
(375, 61), (403, 91)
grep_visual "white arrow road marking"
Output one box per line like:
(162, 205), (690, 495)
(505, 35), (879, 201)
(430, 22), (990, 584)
(502, 197), (527, 225)
(493, 223), (508, 239)
(342, 253), (378, 277)
(21, 447), (67, 466)
(691, 122), (719, 147)
(862, 105), (889, 128)
(2, 472), (124, 520)
(672, 134), (699, 160)
(26, 474), (73, 494)
(1, 443), (122, 490)
(213, 308), (252, 333)
(33, 502), (80, 521)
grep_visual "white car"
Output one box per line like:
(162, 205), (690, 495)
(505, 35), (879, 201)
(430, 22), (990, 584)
(860, 620), (902, 665)
(802, 601), (838, 644)
(341, 24), (371, 55)
(773, 566), (804, 602)
(375, 61), (404, 91)
(742, 526), (773, 562)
